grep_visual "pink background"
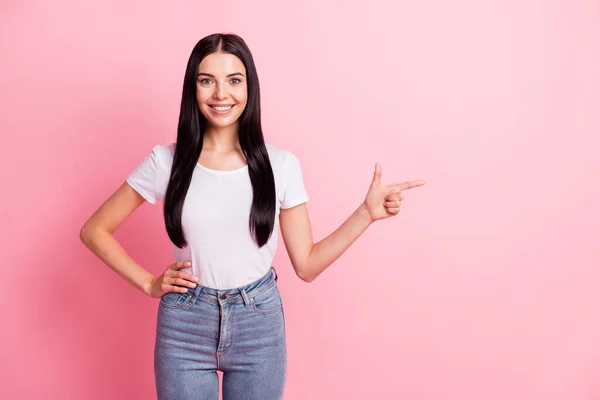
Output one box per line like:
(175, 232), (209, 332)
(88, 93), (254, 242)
(2, 1), (599, 399)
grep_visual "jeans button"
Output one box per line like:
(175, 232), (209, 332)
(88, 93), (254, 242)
(220, 294), (227, 300)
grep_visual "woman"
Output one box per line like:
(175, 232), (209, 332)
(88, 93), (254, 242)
(80, 33), (425, 400)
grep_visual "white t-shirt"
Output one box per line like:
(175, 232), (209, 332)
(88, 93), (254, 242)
(125, 142), (309, 289)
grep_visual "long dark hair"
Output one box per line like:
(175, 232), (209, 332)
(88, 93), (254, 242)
(163, 33), (276, 248)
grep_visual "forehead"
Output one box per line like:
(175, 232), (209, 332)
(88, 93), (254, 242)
(198, 52), (246, 74)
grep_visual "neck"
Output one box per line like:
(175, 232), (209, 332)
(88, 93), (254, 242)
(203, 123), (241, 152)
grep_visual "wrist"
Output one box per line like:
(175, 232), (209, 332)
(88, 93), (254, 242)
(142, 274), (156, 297)
(358, 202), (374, 225)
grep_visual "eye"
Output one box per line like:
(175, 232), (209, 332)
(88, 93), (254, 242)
(230, 78), (241, 84)
(199, 78), (213, 85)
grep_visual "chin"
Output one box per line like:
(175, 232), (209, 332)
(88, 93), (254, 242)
(209, 121), (239, 129)
(205, 115), (240, 127)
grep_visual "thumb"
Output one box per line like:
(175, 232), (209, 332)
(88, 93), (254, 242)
(371, 163), (382, 187)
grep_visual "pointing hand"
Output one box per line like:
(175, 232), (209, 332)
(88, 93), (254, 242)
(362, 163), (426, 223)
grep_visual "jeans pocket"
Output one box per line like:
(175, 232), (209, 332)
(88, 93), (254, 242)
(159, 290), (190, 308)
(250, 285), (283, 315)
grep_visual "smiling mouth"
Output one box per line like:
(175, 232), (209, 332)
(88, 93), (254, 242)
(209, 105), (235, 111)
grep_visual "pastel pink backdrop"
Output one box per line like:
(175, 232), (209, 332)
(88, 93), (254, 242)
(1, 1), (599, 399)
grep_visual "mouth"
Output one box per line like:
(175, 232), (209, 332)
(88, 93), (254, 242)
(208, 104), (235, 114)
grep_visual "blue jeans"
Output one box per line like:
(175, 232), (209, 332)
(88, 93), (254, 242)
(154, 265), (287, 400)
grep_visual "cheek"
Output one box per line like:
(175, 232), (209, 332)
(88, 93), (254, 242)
(232, 88), (248, 105)
(196, 87), (212, 103)
(234, 99), (247, 115)
(196, 94), (206, 104)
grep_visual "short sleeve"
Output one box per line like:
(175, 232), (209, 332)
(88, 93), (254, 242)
(281, 151), (309, 209)
(126, 145), (160, 204)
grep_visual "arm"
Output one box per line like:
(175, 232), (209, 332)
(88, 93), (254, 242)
(279, 163), (425, 282)
(80, 182), (155, 295)
(279, 203), (372, 282)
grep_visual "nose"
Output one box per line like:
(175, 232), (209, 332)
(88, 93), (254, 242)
(213, 82), (227, 100)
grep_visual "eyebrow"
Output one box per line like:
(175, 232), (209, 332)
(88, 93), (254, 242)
(197, 72), (245, 78)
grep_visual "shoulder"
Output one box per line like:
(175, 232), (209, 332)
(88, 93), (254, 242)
(149, 142), (176, 168)
(265, 143), (298, 168)
(159, 142), (176, 158)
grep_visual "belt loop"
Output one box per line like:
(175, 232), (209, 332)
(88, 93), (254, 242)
(271, 265), (278, 281)
(190, 284), (203, 305)
(239, 287), (250, 307)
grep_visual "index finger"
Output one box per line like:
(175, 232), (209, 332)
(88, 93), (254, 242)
(171, 261), (192, 270)
(390, 180), (426, 191)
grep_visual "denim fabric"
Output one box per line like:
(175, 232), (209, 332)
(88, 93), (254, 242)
(154, 265), (287, 400)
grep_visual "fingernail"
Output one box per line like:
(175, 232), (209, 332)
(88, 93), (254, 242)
(185, 261), (191, 266)
(194, 276), (199, 282)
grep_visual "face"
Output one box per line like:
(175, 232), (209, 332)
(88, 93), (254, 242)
(196, 51), (248, 129)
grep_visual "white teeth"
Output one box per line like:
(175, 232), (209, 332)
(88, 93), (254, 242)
(212, 105), (233, 111)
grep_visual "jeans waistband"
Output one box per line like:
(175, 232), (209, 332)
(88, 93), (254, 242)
(187, 265), (278, 306)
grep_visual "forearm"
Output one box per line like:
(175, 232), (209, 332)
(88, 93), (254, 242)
(304, 203), (372, 281)
(80, 227), (154, 295)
